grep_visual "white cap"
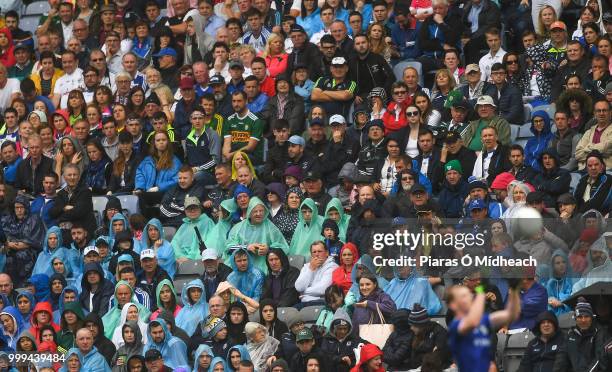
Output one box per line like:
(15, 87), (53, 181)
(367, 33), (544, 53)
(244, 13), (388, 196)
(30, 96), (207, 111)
(140, 249), (156, 260)
(331, 56), (347, 65)
(329, 114), (346, 125)
(201, 249), (219, 261)
(83, 246), (99, 256)
(476, 95), (496, 107)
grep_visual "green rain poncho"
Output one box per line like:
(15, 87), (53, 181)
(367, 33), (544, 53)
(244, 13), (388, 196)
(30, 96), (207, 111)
(324, 198), (351, 243)
(171, 212), (214, 260)
(225, 197), (289, 274)
(204, 198), (238, 258)
(101, 281), (151, 339)
(289, 198), (323, 257)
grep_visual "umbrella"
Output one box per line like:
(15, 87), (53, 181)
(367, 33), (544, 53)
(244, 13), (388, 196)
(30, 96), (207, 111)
(563, 282), (612, 308)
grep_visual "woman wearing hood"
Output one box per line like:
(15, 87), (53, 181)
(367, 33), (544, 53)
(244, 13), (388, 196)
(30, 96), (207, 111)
(350, 272), (397, 338)
(48, 273), (68, 312)
(261, 248), (300, 307)
(227, 344), (252, 372)
(139, 218), (176, 279)
(208, 357), (229, 372)
(525, 111), (554, 171)
(32, 226), (69, 277)
(347, 256), (389, 303)
(176, 279), (209, 337)
(111, 321), (144, 372)
(193, 344), (214, 372)
(351, 343), (385, 372)
(15, 330), (37, 353)
(225, 197), (289, 274)
(258, 299), (288, 340)
(501, 180), (533, 236)
(150, 279), (182, 321)
(271, 186), (303, 245)
(204, 198), (238, 257)
(289, 198), (324, 257)
(111, 303), (149, 349)
(385, 265), (442, 315)
(83, 139), (112, 195)
(56, 301), (86, 352)
(0, 306), (26, 350)
(60, 347), (83, 372)
(245, 322), (279, 372)
(50, 111), (74, 140)
(332, 243), (360, 294)
(545, 249), (575, 316)
(28, 302), (60, 346)
(183, 9), (215, 65)
(325, 198), (351, 243)
(15, 290), (36, 325)
(101, 282), (151, 339)
(0, 195), (45, 287)
(0, 28), (15, 67)
(51, 254), (77, 291)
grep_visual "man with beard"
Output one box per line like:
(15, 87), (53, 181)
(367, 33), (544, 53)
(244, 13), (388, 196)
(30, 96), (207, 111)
(209, 75), (233, 118)
(349, 34), (394, 104)
(287, 135), (319, 176)
(203, 163), (236, 217)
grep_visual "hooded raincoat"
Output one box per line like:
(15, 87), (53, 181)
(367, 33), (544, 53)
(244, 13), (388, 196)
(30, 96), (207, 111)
(572, 236), (612, 293)
(150, 279), (182, 321)
(227, 248), (265, 302)
(139, 218), (176, 279)
(545, 249), (575, 316)
(171, 212), (214, 261)
(325, 198), (351, 242)
(384, 267), (442, 315)
(143, 318), (189, 369)
(225, 197), (289, 274)
(56, 300), (85, 352)
(110, 320), (144, 372)
(289, 198), (324, 257)
(227, 344), (252, 372)
(0, 306), (25, 350)
(175, 279), (209, 337)
(204, 198), (238, 256)
(192, 344), (214, 372)
(110, 302), (149, 349)
(101, 282), (151, 339)
(525, 111), (554, 171)
(15, 290), (36, 325)
(32, 226), (69, 277)
(28, 302), (60, 346)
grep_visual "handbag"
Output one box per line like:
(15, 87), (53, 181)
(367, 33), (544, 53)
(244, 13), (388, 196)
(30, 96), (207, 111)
(358, 303), (394, 348)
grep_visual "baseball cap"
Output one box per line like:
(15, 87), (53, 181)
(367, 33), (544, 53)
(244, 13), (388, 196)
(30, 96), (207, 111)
(229, 60), (244, 69)
(153, 47), (177, 58)
(201, 249), (219, 261)
(331, 56), (348, 66)
(209, 75), (225, 85)
(184, 196), (201, 209)
(309, 118), (325, 127)
(476, 95), (496, 107)
(179, 77), (195, 90)
(550, 21), (566, 30)
(144, 349), (162, 361)
(83, 246), (99, 256)
(290, 24), (307, 34)
(140, 249), (156, 260)
(100, 4), (116, 13)
(288, 135), (305, 146)
(465, 64), (480, 74)
(14, 43), (30, 52)
(329, 114), (346, 126)
(295, 328), (314, 342)
(303, 170), (322, 181)
(468, 198), (486, 211)
(118, 254), (134, 263)
(410, 184), (427, 194)
(444, 131), (462, 143)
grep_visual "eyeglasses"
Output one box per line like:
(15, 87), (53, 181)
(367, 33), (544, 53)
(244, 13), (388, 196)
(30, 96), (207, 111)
(406, 111), (419, 117)
(393, 90), (407, 95)
(401, 177), (413, 181)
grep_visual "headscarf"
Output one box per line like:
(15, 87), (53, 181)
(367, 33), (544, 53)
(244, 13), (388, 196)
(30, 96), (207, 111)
(545, 249), (574, 316)
(111, 302), (149, 348)
(245, 322), (280, 372)
(289, 198), (324, 256)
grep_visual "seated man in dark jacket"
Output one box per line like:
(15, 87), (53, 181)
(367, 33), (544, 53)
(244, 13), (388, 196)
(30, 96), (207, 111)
(320, 308), (362, 372)
(518, 311), (565, 372)
(83, 312), (117, 365)
(485, 63), (523, 124)
(261, 248), (300, 307)
(160, 166), (206, 227)
(289, 328), (331, 372)
(262, 119), (290, 184)
(534, 148), (571, 208)
(199, 249), (232, 301)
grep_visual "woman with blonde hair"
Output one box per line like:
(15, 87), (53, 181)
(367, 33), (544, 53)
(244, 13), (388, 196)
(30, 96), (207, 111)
(430, 68), (456, 116)
(261, 33), (288, 78)
(535, 5), (558, 38)
(231, 151), (258, 181)
(367, 22), (396, 63)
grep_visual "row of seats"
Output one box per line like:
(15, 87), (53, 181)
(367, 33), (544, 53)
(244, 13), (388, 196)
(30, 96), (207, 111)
(92, 195), (141, 225)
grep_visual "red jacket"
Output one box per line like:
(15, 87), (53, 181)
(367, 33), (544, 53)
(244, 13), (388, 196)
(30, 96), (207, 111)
(332, 242), (360, 294)
(382, 100), (409, 135)
(0, 27), (16, 68)
(29, 302), (60, 346)
(351, 343), (385, 372)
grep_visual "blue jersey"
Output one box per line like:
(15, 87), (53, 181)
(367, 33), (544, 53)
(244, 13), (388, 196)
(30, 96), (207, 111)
(448, 313), (493, 372)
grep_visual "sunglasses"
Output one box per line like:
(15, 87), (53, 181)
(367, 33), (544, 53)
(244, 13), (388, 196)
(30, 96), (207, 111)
(393, 90), (407, 95)
(406, 111), (419, 117)
(506, 60), (518, 65)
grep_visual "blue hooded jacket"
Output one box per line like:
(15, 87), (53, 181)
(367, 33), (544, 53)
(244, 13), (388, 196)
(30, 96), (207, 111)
(79, 345), (111, 372)
(0, 306), (25, 350)
(175, 279), (209, 337)
(226, 344), (251, 372)
(143, 318), (189, 369)
(107, 213), (141, 255)
(545, 249), (575, 316)
(227, 248), (264, 301)
(14, 290), (36, 324)
(135, 155), (182, 192)
(192, 344), (214, 372)
(208, 357), (229, 372)
(58, 348), (83, 372)
(231, 184), (252, 224)
(384, 267), (442, 315)
(53, 285), (83, 324)
(138, 218), (176, 279)
(32, 226), (69, 277)
(28, 274), (50, 303)
(525, 110), (554, 171)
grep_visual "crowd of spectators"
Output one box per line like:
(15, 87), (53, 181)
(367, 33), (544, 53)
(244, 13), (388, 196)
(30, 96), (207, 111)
(0, 0), (610, 371)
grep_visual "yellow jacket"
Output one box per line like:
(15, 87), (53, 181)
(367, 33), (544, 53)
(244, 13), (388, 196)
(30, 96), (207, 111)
(29, 68), (64, 96)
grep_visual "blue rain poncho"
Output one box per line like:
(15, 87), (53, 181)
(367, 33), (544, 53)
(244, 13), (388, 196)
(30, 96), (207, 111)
(59, 348), (83, 372)
(28, 274), (50, 303)
(325, 198), (351, 242)
(227, 248), (264, 301)
(193, 344), (214, 372)
(101, 281), (151, 339)
(15, 290), (36, 324)
(175, 279), (209, 337)
(0, 306), (25, 350)
(53, 285), (81, 324)
(107, 213), (142, 255)
(289, 198), (323, 257)
(385, 267), (442, 315)
(225, 197), (289, 274)
(32, 226), (69, 277)
(204, 198), (238, 257)
(143, 318), (189, 369)
(139, 218), (176, 279)
(171, 213), (214, 261)
(545, 249), (575, 316)
(75, 346), (111, 372)
(227, 344), (251, 371)
(208, 357), (229, 372)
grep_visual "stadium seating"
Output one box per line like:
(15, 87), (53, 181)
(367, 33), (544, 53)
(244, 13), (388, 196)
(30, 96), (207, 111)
(24, 1), (50, 16)
(288, 255), (305, 270)
(299, 305), (324, 325)
(92, 196), (108, 226)
(176, 259), (205, 277)
(277, 307), (300, 325)
(19, 15), (39, 35)
(172, 277), (191, 305)
(163, 226), (177, 241)
(117, 195), (140, 216)
(502, 331), (535, 372)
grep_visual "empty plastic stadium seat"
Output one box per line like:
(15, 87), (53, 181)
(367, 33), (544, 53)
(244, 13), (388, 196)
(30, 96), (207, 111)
(503, 331), (535, 372)
(173, 277), (191, 305)
(117, 195), (140, 216)
(277, 307), (299, 325)
(25, 1), (50, 15)
(523, 104), (532, 123)
(92, 196), (108, 225)
(19, 16), (39, 35)
(249, 311), (260, 322)
(176, 259), (205, 276)
(510, 124), (520, 142)
(288, 255), (305, 270)
(570, 172), (582, 193)
(299, 305), (323, 324)
(163, 226), (177, 241)
(558, 312), (576, 330)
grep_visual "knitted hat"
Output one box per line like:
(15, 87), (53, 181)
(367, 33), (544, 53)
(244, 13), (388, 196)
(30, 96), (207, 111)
(444, 160), (463, 174)
(321, 218), (339, 237)
(201, 316), (226, 338)
(575, 297), (593, 317)
(283, 165), (303, 182)
(408, 304), (429, 325)
(490, 172), (515, 191)
(468, 179), (488, 192)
